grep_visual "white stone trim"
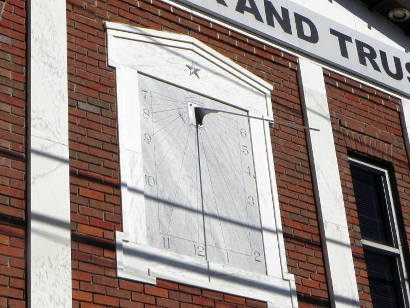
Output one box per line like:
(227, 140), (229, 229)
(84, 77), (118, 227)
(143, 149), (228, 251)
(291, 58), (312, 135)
(29, 1), (72, 307)
(105, 22), (273, 92)
(401, 99), (410, 165)
(117, 231), (296, 307)
(107, 23), (297, 307)
(298, 58), (360, 308)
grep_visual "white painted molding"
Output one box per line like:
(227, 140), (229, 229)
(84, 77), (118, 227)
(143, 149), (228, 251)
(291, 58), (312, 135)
(361, 240), (400, 256)
(298, 58), (360, 308)
(29, 1), (72, 307)
(400, 99), (410, 165)
(107, 23), (297, 307)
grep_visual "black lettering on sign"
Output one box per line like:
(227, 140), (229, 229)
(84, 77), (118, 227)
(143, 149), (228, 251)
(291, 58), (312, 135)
(294, 13), (319, 44)
(406, 62), (410, 83)
(264, 1), (292, 34)
(329, 28), (352, 59)
(216, 0), (227, 6)
(379, 50), (403, 81)
(355, 39), (381, 72)
(236, 0), (263, 22)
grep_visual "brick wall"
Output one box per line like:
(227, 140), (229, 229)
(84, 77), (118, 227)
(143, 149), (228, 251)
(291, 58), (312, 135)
(0, 0), (406, 307)
(67, 0), (330, 307)
(0, 0), (27, 307)
(324, 69), (410, 308)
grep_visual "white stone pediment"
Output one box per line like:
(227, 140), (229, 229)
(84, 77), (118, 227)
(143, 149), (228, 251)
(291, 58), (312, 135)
(106, 22), (272, 117)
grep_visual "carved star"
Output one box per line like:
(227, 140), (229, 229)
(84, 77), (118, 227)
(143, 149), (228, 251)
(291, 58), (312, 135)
(186, 62), (200, 79)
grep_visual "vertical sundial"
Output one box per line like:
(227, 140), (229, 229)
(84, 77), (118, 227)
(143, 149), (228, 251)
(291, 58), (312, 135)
(139, 75), (267, 274)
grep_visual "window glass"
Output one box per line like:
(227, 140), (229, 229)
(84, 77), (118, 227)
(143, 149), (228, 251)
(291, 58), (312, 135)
(364, 250), (405, 308)
(350, 165), (393, 245)
(350, 160), (408, 308)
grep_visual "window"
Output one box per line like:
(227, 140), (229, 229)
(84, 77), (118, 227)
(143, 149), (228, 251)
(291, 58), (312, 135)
(349, 158), (409, 308)
(106, 22), (297, 307)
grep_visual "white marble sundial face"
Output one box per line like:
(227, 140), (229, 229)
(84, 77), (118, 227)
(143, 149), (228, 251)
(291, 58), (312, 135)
(139, 75), (266, 274)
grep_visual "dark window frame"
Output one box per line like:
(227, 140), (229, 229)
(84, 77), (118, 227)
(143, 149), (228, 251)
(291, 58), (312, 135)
(349, 157), (409, 308)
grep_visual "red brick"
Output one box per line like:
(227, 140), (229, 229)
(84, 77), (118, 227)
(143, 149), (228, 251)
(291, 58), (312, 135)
(178, 285), (200, 296)
(73, 290), (92, 302)
(145, 285), (168, 298)
(9, 278), (24, 289)
(0, 244), (23, 258)
(156, 280), (179, 291)
(0, 234), (8, 245)
(78, 262), (104, 275)
(0, 276), (8, 286)
(181, 303), (201, 308)
(131, 292), (155, 304)
(72, 271), (92, 282)
(202, 290), (223, 300)
(119, 280), (143, 292)
(223, 295), (245, 305)
(245, 299), (266, 308)
(77, 224), (103, 238)
(157, 298), (180, 308)
(81, 303), (105, 308)
(119, 299), (144, 308)
(215, 301), (235, 308)
(168, 290), (192, 302)
(93, 275), (118, 287)
(93, 294), (119, 307)
(193, 296), (214, 307)
(106, 287), (131, 299)
(8, 298), (25, 308)
(79, 187), (104, 201)
(0, 286), (23, 299)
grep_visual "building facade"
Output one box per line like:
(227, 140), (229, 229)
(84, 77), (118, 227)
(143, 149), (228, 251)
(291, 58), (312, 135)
(0, 0), (409, 307)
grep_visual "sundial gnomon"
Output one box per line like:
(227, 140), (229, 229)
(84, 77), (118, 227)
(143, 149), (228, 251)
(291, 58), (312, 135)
(139, 75), (266, 274)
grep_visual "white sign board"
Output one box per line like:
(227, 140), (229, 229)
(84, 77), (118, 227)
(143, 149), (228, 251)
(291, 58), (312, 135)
(174, 0), (410, 96)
